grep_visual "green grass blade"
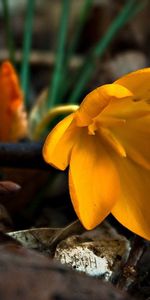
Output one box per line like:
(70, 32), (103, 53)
(59, 0), (93, 100)
(126, 0), (148, 20)
(20, 0), (35, 108)
(2, 0), (15, 64)
(67, 0), (93, 63)
(68, 0), (147, 104)
(47, 0), (71, 108)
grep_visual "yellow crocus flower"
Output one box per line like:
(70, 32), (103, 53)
(43, 68), (150, 240)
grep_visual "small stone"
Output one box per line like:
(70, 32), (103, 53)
(54, 222), (130, 281)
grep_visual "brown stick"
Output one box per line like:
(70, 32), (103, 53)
(0, 142), (52, 170)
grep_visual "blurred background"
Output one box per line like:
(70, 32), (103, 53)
(0, 3), (149, 299)
(0, 0), (149, 106)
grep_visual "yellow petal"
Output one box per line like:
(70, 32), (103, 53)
(111, 115), (150, 170)
(43, 113), (77, 170)
(100, 94), (150, 121)
(69, 130), (120, 229)
(115, 68), (150, 101)
(99, 126), (126, 158)
(75, 83), (132, 126)
(111, 156), (150, 240)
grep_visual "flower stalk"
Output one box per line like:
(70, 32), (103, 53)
(47, 0), (71, 108)
(20, 0), (35, 108)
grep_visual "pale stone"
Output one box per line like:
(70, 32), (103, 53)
(54, 223), (130, 280)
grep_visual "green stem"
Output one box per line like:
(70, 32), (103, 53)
(20, 0), (35, 108)
(67, 0), (93, 65)
(47, 0), (71, 108)
(60, 0), (93, 101)
(2, 0), (15, 64)
(126, 0), (148, 20)
(68, 0), (146, 104)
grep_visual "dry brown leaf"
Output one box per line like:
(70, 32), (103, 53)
(0, 231), (132, 300)
(0, 181), (21, 196)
